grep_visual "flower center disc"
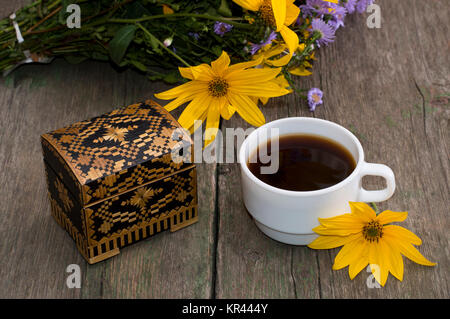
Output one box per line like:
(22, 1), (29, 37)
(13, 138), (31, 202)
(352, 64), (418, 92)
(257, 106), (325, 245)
(208, 77), (229, 97)
(259, 0), (276, 26)
(363, 220), (383, 242)
(312, 93), (321, 103)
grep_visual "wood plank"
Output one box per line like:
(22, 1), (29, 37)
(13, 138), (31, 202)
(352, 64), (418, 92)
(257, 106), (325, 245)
(301, 0), (449, 297)
(0, 59), (216, 298)
(215, 0), (448, 298)
(215, 92), (321, 298)
(0, 0), (29, 18)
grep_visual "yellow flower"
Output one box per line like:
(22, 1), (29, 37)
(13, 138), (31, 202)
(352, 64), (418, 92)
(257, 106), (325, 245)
(253, 42), (308, 68)
(154, 51), (290, 147)
(252, 42), (287, 66)
(161, 4), (174, 14)
(233, 0), (300, 66)
(251, 72), (292, 105)
(308, 202), (436, 286)
(288, 65), (312, 76)
(244, 15), (255, 24)
(289, 60), (313, 76)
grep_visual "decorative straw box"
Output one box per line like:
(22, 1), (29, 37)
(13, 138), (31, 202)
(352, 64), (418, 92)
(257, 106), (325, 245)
(41, 100), (197, 264)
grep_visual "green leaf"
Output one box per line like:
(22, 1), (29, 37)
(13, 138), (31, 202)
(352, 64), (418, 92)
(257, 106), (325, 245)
(130, 60), (147, 72)
(92, 52), (109, 61)
(147, 33), (159, 50)
(64, 55), (88, 64)
(124, 2), (150, 19)
(163, 71), (181, 84)
(109, 25), (137, 65)
(206, 7), (217, 16)
(218, 0), (232, 17)
(211, 45), (222, 57)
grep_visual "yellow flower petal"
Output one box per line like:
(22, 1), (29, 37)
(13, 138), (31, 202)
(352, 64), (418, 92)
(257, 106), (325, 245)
(229, 82), (290, 97)
(188, 108), (208, 134)
(178, 66), (195, 80)
(348, 252), (369, 280)
(383, 225), (422, 245)
(307, 234), (356, 250)
(279, 25), (298, 57)
(220, 103), (235, 120)
(224, 56), (264, 76)
(313, 225), (362, 237)
(382, 237), (404, 281)
(204, 101), (221, 148)
(376, 210), (408, 225)
(368, 241), (389, 286)
(232, 0), (262, 11)
(211, 51), (231, 76)
(227, 68), (281, 84)
(259, 97), (269, 104)
(163, 94), (193, 112)
(333, 234), (367, 270)
(274, 74), (290, 88)
(385, 233), (436, 266)
(154, 81), (205, 100)
(228, 93), (265, 127)
(349, 202), (376, 222)
(162, 4), (174, 14)
(315, 213), (364, 236)
(161, 83), (208, 111)
(178, 64), (213, 81)
(190, 65), (216, 81)
(253, 43), (293, 67)
(271, 0), (287, 31)
(177, 92), (211, 130)
(254, 44), (286, 61)
(289, 66), (312, 76)
(267, 53), (292, 67)
(284, 2), (300, 26)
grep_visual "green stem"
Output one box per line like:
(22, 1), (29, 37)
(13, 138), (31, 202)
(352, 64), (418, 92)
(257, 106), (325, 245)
(183, 38), (216, 56)
(136, 23), (190, 67)
(370, 202), (380, 214)
(109, 13), (253, 30)
(1, 20), (29, 35)
(282, 69), (307, 99)
(47, 0), (62, 10)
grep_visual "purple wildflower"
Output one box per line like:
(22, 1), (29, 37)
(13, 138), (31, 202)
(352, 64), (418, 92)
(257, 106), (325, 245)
(310, 18), (336, 47)
(300, 0), (335, 18)
(214, 21), (233, 37)
(329, 5), (347, 30)
(307, 88), (323, 111)
(188, 32), (200, 40)
(342, 0), (358, 14)
(250, 31), (277, 55)
(356, 0), (374, 13)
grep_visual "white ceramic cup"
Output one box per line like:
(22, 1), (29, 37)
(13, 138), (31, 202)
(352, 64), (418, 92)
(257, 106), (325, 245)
(239, 117), (396, 245)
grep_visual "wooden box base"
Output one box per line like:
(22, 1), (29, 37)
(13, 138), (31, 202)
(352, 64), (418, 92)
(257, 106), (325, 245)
(49, 194), (198, 264)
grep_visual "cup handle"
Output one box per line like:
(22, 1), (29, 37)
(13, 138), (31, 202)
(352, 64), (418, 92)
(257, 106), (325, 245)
(357, 162), (396, 202)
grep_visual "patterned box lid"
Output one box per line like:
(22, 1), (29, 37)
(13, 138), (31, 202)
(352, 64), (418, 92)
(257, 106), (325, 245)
(41, 100), (193, 206)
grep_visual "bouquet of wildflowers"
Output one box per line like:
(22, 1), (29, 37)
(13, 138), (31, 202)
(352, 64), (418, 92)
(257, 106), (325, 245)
(0, 0), (374, 146)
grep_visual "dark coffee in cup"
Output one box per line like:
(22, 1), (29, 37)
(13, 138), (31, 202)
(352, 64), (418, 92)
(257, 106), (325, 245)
(247, 134), (356, 192)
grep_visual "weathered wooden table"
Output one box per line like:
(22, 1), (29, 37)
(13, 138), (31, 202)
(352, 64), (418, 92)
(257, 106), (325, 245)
(0, 0), (448, 298)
